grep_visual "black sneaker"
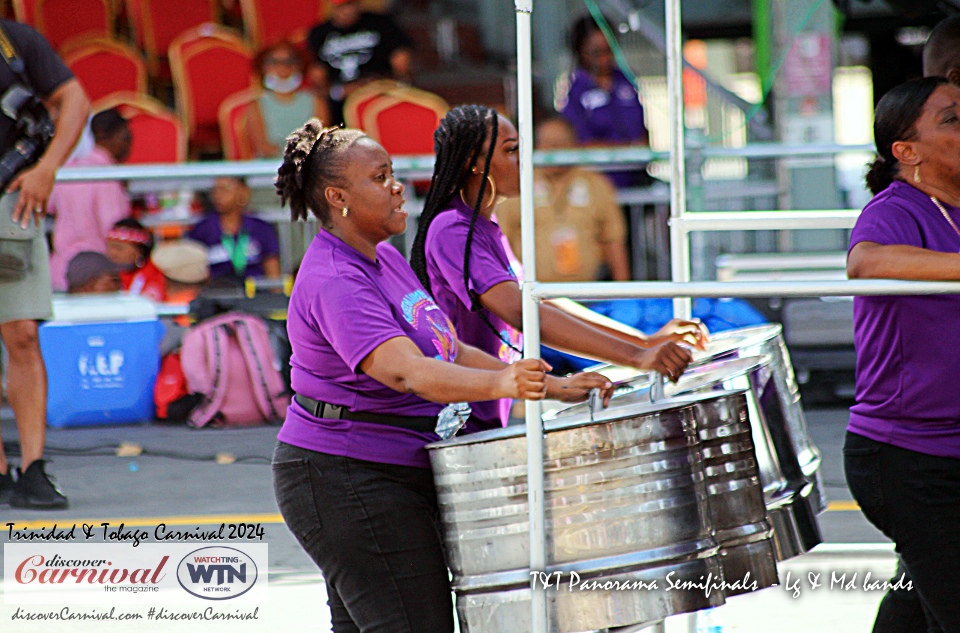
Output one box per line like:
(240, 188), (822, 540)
(0, 469), (14, 505)
(10, 460), (69, 510)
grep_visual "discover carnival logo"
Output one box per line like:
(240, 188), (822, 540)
(176, 547), (258, 600)
(4, 543), (268, 605)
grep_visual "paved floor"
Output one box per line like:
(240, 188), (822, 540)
(0, 405), (895, 632)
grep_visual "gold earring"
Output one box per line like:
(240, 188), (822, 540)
(914, 165), (921, 184)
(342, 207), (349, 217)
(484, 175), (497, 204)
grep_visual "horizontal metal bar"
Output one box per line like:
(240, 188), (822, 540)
(531, 279), (960, 301)
(676, 210), (861, 232)
(53, 143), (877, 183)
(801, 543), (896, 558)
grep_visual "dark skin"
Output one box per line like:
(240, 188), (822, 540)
(9, 78), (89, 227)
(210, 177), (282, 279)
(322, 136), (614, 405)
(461, 117), (700, 383)
(848, 84), (960, 280)
(0, 77), (88, 477)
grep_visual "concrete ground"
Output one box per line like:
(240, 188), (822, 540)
(0, 405), (895, 632)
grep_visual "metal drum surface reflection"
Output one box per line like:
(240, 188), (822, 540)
(547, 353), (823, 562)
(427, 393), (738, 633)
(556, 383), (778, 597)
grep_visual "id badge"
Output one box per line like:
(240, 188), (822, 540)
(551, 226), (581, 275)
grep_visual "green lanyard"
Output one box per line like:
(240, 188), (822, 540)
(221, 232), (250, 277)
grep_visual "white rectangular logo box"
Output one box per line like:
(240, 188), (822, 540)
(4, 544), (268, 605)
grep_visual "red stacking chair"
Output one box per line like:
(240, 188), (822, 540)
(33, 0), (113, 51)
(11, 0), (37, 26)
(342, 79), (404, 129)
(93, 91), (186, 163)
(360, 86), (448, 156)
(131, 0), (218, 77)
(238, 0), (324, 50)
(62, 38), (147, 103)
(169, 23), (254, 155)
(218, 87), (259, 160)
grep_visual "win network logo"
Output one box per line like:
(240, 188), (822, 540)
(176, 547), (258, 600)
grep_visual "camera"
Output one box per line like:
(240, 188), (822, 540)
(0, 84), (53, 282)
(0, 83), (54, 193)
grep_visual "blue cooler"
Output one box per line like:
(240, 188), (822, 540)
(40, 295), (164, 428)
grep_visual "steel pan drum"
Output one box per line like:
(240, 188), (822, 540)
(547, 351), (823, 561)
(427, 392), (743, 633)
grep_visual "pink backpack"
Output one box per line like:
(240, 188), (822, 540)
(181, 312), (290, 428)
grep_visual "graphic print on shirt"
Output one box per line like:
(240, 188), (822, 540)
(322, 32), (381, 82)
(401, 289), (457, 361)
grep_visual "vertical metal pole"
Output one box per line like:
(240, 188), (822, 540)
(666, 0), (692, 319)
(516, 2), (548, 633)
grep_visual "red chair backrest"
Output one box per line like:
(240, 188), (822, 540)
(63, 38), (147, 103)
(94, 91), (186, 163)
(135, 0), (217, 73)
(238, 0), (324, 50)
(11, 0), (37, 26)
(218, 88), (258, 160)
(362, 90), (448, 156)
(34, 0), (113, 50)
(169, 24), (253, 149)
(341, 79), (402, 129)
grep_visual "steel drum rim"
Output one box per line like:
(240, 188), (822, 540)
(426, 390), (747, 450)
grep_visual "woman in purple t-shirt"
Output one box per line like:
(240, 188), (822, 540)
(410, 105), (705, 431)
(558, 14), (649, 188)
(271, 120), (613, 633)
(845, 77), (960, 632)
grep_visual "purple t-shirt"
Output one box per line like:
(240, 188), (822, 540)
(187, 214), (280, 280)
(277, 230), (459, 468)
(425, 197), (523, 430)
(561, 68), (648, 188)
(847, 180), (960, 459)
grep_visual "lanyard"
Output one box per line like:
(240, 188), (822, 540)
(221, 232), (250, 277)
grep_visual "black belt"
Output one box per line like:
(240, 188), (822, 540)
(294, 394), (438, 433)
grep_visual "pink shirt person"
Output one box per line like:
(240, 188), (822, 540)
(48, 110), (133, 291)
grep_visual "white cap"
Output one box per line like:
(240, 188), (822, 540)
(152, 239), (209, 284)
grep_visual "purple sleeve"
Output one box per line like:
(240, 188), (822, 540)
(186, 217), (214, 246)
(431, 224), (516, 309)
(561, 79), (591, 143)
(255, 220), (280, 258)
(849, 200), (923, 252)
(312, 273), (408, 373)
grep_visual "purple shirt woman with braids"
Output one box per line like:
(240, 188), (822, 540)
(411, 105), (706, 431)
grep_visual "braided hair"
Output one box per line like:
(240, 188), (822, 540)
(411, 105), (498, 298)
(275, 118), (365, 226)
(411, 105), (522, 356)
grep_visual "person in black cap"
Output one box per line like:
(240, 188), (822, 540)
(65, 251), (121, 294)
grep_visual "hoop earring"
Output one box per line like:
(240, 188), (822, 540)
(341, 207), (349, 217)
(914, 165), (921, 184)
(484, 175), (497, 205)
(459, 175), (498, 209)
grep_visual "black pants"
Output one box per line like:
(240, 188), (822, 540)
(272, 441), (454, 633)
(844, 432), (960, 633)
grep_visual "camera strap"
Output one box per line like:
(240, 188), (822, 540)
(0, 23), (29, 81)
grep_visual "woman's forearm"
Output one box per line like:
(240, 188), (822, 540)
(848, 242), (960, 280)
(399, 357), (510, 403)
(539, 302), (642, 366)
(545, 298), (649, 346)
